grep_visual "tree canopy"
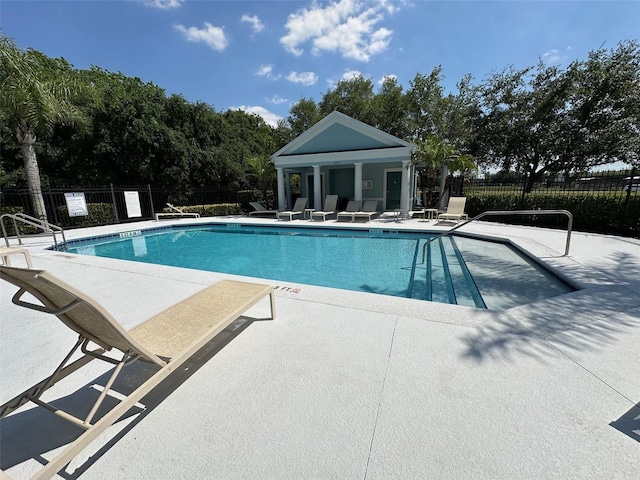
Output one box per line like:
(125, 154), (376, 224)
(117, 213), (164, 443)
(1, 35), (638, 205)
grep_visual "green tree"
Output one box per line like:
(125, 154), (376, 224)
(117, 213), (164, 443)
(247, 155), (276, 208)
(318, 74), (376, 124)
(371, 76), (409, 138)
(473, 41), (640, 191)
(286, 97), (320, 139)
(0, 34), (90, 220)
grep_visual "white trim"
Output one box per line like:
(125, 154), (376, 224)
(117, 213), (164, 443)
(273, 146), (413, 168)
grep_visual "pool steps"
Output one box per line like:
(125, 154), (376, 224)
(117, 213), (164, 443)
(410, 237), (486, 308)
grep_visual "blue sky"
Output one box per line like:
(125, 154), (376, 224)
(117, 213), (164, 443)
(1, 0), (639, 127)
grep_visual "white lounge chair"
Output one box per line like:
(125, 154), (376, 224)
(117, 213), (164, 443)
(336, 200), (361, 222)
(0, 265), (275, 479)
(437, 196), (468, 223)
(277, 197), (308, 221)
(352, 200), (379, 222)
(249, 201), (278, 217)
(155, 203), (201, 221)
(311, 195), (339, 221)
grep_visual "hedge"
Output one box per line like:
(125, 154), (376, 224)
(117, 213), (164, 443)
(162, 203), (242, 217)
(57, 203), (117, 228)
(466, 193), (640, 237)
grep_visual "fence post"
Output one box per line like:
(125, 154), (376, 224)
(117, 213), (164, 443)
(623, 167), (635, 215)
(147, 184), (155, 218)
(110, 183), (120, 223)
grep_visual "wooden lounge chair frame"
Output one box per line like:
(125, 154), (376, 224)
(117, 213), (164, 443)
(277, 197), (308, 221)
(154, 203), (201, 221)
(310, 195), (339, 221)
(0, 265), (275, 480)
(437, 196), (468, 223)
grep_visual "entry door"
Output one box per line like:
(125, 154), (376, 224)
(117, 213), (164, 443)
(386, 171), (402, 210)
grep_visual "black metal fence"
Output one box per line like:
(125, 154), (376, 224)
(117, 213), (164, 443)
(0, 184), (243, 229)
(1, 168), (638, 235)
(462, 168), (638, 201)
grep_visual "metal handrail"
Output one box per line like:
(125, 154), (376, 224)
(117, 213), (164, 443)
(1, 213), (67, 250)
(420, 209), (573, 264)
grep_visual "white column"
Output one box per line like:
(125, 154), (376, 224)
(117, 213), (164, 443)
(313, 165), (321, 209)
(277, 167), (285, 210)
(400, 160), (410, 212)
(354, 162), (363, 202)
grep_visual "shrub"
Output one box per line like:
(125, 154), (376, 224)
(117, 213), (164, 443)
(466, 192), (640, 237)
(58, 203), (116, 228)
(163, 203), (242, 217)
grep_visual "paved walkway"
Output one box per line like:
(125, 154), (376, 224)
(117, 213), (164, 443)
(1, 216), (638, 479)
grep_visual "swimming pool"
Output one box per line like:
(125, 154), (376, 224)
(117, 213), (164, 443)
(63, 224), (575, 310)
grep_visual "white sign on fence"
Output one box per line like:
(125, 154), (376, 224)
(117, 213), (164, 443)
(64, 192), (88, 217)
(124, 191), (142, 218)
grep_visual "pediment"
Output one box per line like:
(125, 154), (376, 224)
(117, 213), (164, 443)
(272, 111), (413, 159)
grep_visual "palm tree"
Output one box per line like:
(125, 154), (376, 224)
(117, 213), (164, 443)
(0, 34), (88, 221)
(412, 135), (477, 207)
(247, 155), (276, 208)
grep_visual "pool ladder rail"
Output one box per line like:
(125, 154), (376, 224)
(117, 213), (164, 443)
(1, 212), (67, 250)
(419, 209), (574, 265)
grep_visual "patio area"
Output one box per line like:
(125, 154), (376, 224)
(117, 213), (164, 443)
(1, 216), (639, 479)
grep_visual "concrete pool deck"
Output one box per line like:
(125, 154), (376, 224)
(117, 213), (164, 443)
(1, 215), (639, 479)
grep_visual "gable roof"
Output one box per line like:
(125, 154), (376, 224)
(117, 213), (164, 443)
(271, 111), (415, 168)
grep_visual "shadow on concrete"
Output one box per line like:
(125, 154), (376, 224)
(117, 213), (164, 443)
(610, 402), (640, 443)
(0, 316), (263, 478)
(459, 290), (640, 363)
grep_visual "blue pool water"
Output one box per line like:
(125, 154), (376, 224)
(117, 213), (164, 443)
(64, 224), (574, 310)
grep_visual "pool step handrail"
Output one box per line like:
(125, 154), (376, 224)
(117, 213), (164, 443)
(1, 212), (67, 250)
(420, 209), (573, 264)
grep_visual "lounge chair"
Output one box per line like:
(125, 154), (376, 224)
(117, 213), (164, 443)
(352, 200), (379, 222)
(248, 201), (278, 217)
(336, 200), (361, 222)
(277, 197), (308, 221)
(310, 195), (339, 221)
(155, 203), (201, 221)
(0, 265), (276, 479)
(0, 246), (32, 268)
(437, 196), (468, 223)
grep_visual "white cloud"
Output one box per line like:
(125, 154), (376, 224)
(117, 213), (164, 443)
(287, 71), (319, 86)
(241, 14), (265, 33)
(231, 105), (282, 128)
(269, 95), (289, 105)
(280, 0), (395, 62)
(542, 49), (561, 64)
(256, 64), (281, 80)
(326, 69), (363, 89)
(340, 69), (362, 81)
(174, 22), (229, 52)
(144, 0), (183, 9)
(378, 73), (397, 84)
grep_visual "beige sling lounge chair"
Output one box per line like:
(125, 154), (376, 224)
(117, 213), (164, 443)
(437, 196), (468, 223)
(0, 265), (276, 480)
(352, 201), (379, 223)
(155, 203), (201, 221)
(336, 200), (361, 222)
(248, 201), (278, 217)
(311, 195), (339, 221)
(277, 197), (308, 221)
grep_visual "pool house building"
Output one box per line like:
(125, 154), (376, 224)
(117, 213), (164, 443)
(271, 111), (417, 213)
